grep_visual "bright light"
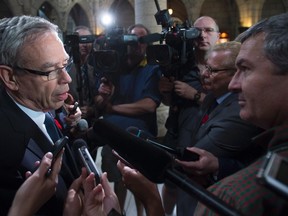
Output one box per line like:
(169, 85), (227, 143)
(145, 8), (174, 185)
(168, 8), (173, 15)
(100, 13), (115, 28)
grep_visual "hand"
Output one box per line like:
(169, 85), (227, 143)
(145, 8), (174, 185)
(82, 171), (121, 216)
(117, 161), (165, 216)
(98, 77), (114, 98)
(80, 105), (94, 119)
(64, 105), (82, 127)
(175, 147), (219, 176)
(174, 80), (197, 100)
(159, 76), (174, 94)
(63, 169), (86, 216)
(8, 151), (64, 216)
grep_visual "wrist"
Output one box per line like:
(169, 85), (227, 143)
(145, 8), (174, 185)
(193, 90), (201, 103)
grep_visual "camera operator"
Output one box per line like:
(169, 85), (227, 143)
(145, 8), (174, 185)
(160, 16), (220, 216)
(94, 24), (162, 215)
(68, 26), (100, 126)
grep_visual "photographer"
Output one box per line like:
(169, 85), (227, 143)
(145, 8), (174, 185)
(94, 24), (162, 215)
(160, 16), (220, 216)
(68, 26), (101, 126)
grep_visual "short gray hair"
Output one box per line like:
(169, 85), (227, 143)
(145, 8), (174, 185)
(0, 15), (59, 67)
(240, 13), (288, 74)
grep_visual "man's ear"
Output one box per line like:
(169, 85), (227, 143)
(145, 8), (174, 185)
(0, 66), (19, 90)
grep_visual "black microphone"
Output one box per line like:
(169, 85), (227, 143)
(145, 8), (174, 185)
(92, 119), (173, 183)
(76, 119), (89, 132)
(72, 139), (101, 184)
(93, 120), (242, 216)
(138, 33), (162, 44)
(126, 126), (199, 161)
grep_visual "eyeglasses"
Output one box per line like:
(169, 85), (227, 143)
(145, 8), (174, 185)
(195, 27), (218, 34)
(14, 58), (73, 81)
(204, 65), (236, 75)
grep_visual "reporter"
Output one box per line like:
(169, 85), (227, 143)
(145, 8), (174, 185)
(63, 168), (121, 216)
(117, 161), (164, 216)
(8, 151), (64, 216)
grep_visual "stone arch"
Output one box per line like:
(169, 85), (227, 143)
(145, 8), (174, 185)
(37, 1), (59, 24)
(168, 0), (189, 24)
(0, 1), (13, 18)
(109, 0), (134, 30)
(261, 0), (286, 19)
(199, 0), (240, 40)
(67, 3), (90, 34)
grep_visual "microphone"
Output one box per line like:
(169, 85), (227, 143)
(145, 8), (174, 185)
(138, 33), (162, 44)
(72, 139), (101, 184)
(93, 120), (243, 215)
(126, 126), (199, 161)
(76, 119), (89, 132)
(92, 119), (173, 183)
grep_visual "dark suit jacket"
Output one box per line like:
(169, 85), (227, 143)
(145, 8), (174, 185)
(0, 90), (77, 215)
(176, 92), (264, 216)
(192, 92), (264, 178)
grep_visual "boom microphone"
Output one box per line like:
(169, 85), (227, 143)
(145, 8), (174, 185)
(72, 139), (101, 184)
(93, 120), (242, 215)
(92, 119), (173, 183)
(126, 126), (199, 161)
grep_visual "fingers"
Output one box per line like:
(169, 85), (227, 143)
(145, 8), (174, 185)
(100, 172), (114, 195)
(37, 152), (53, 177)
(49, 149), (64, 180)
(83, 172), (96, 196)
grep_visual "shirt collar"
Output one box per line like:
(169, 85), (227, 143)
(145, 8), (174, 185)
(216, 92), (232, 104)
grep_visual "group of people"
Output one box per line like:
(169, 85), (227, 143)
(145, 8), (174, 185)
(0, 11), (288, 216)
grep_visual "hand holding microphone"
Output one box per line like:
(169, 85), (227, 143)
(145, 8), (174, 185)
(126, 126), (199, 162)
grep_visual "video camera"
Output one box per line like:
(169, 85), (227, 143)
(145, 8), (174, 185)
(93, 27), (139, 77)
(146, 6), (201, 80)
(64, 28), (139, 79)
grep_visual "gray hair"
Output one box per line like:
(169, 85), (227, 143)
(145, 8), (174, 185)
(211, 41), (241, 71)
(0, 15), (59, 67)
(240, 13), (288, 74)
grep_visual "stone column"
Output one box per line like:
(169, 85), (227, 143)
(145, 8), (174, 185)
(134, 0), (167, 33)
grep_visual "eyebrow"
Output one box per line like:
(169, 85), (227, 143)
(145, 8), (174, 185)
(40, 57), (70, 70)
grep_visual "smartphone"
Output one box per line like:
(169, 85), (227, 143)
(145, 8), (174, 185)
(46, 136), (69, 177)
(112, 149), (134, 168)
(78, 146), (101, 184)
(257, 151), (288, 199)
(68, 102), (79, 116)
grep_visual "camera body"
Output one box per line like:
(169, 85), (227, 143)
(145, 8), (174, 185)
(93, 27), (138, 76)
(64, 28), (139, 80)
(147, 9), (201, 80)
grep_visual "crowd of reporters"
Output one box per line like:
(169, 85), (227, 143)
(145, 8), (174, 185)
(1, 11), (288, 216)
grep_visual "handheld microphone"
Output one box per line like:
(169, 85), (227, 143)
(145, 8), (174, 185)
(76, 119), (89, 132)
(72, 139), (101, 184)
(126, 126), (199, 161)
(92, 119), (173, 183)
(93, 122), (242, 215)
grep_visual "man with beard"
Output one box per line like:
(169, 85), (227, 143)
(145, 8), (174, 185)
(94, 24), (162, 216)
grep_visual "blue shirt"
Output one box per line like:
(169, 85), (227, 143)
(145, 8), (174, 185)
(103, 63), (162, 137)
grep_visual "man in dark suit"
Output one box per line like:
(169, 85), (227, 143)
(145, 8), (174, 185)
(0, 16), (80, 215)
(174, 41), (264, 215)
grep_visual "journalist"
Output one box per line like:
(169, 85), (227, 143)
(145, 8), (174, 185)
(94, 23), (162, 215)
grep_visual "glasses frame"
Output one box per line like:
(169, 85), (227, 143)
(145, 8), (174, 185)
(13, 58), (73, 81)
(195, 27), (218, 34)
(204, 65), (236, 75)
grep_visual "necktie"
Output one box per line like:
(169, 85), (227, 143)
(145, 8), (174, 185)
(44, 113), (61, 143)
(201, 97), (218, 125)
